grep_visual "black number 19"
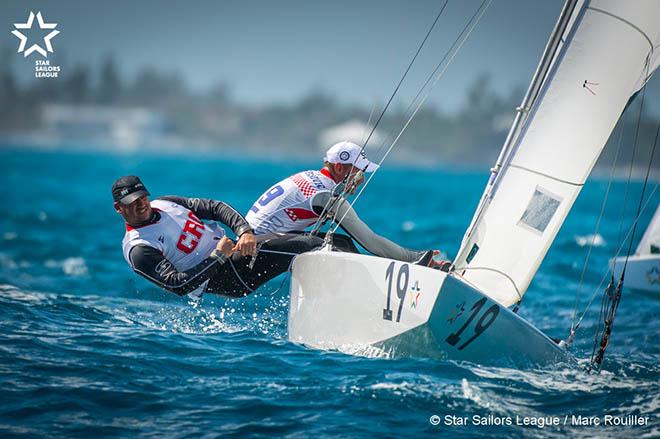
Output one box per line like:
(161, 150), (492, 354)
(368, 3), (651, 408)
(445, 297), (499, 350)
(383, 262), (409, 323)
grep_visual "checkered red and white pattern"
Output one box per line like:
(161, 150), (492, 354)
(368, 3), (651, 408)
(246, 169), (337, 234)
(291, 174), (317, 198)
(284, 208), (319, 222)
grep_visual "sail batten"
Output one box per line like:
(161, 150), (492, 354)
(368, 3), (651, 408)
(587, 8), (654, 48)
(508, 165), (585, 187)
(454, 0), (660, 307)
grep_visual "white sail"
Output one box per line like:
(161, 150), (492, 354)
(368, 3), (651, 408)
(454, 0), (660, 307)
(636, 204), (660, 255)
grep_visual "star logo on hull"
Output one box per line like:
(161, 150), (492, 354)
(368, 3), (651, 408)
(646, 266), (660, 285)
(12, 12), (60, 58)
(409, 280), (421, 309)
(447, 301), (465, 324)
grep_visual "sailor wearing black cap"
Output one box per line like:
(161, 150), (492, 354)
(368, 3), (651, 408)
(112, 175), (323, 297)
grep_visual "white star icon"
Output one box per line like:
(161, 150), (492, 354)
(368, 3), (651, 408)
(11, 11), (60, 58)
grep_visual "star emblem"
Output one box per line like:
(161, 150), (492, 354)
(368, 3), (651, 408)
(447, 301), (465, 324)
(409, 280), (421, 309)
(646, 266), (660, 284)
(12, 12), (60, 58)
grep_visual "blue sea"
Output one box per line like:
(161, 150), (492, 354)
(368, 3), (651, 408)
(0, 147), (658, 438)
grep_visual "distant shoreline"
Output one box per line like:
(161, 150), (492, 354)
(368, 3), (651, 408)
(2, 139), (657, 183)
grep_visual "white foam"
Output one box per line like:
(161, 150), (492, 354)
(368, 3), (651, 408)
(3, 232), (17, 240)
(402, 220), (416, 232)
(575, 233), (606, 247)
(44, 257), (89, 276)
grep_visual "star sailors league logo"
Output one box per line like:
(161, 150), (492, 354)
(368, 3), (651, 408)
(12, 12), (59, 57)
(11, 11), (61, 78)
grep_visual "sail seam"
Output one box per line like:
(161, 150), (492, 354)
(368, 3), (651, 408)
(586, 7), (653, 49)
(508, 164), (584, 186)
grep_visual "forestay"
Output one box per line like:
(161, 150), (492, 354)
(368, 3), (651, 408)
(454, 0), (660, 307)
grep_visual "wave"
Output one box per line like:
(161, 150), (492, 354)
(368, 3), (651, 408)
(574, 233), (606, 248)
(44, 257), (89, 277)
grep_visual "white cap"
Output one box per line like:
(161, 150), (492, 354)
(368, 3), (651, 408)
(324, 141), (379, 173)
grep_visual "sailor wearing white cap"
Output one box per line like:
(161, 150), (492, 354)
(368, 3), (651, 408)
(246, 141), (443, 266)
(323, 141), (380, 173)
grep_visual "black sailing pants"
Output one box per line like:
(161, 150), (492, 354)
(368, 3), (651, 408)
(205, 233), (325, 297)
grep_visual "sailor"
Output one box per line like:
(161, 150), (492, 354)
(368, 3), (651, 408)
(113, 175), (324, 298)
(246, 141), (443, 266)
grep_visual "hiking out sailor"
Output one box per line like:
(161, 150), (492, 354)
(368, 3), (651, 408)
(246, 141), (443, 266)
(113, 175), (324, 298)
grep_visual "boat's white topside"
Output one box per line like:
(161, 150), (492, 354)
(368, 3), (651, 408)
(610, 254), (660, 294)
(288, 250), (566, 365)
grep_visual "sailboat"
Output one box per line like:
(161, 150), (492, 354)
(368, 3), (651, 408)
(610, 204), (660, 294)
(286, 0), (660, 365)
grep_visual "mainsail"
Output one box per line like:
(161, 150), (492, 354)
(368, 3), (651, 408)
(454, 0), (660, 307)
(636, 204), (660, 255)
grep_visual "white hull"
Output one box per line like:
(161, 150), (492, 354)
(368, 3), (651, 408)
(288, 251), (567, 366)
(610, 255), (660, 294)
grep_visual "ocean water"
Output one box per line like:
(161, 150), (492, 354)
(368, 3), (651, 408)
(0, 147), (658, 438)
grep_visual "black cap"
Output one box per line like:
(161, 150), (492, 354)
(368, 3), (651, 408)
(112, 175), (150, 205)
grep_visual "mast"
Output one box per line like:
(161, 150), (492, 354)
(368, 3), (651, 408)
(491, 0), (578, 180)
(455, 0), (578, 265)
(452, 0), (660, 306)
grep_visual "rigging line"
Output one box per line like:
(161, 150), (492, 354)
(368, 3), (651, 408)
(330, 0), (492, 235)
(452, 266), (522, 300)
(621, 120), (660, 273)
(589, 275), (612, 367)
(570, 123), (625, 331)
(332, 102), (378, 226)
(574, 181), (659, 332)
(358, 0), (448, 156)
(612, 83), (647, 273)
(312, 1), (448, 238)
(367, 0), (492, 167)
(361, 102), (378, 146)
(310, 102), (380, 236)
(324, 0), (490, 239)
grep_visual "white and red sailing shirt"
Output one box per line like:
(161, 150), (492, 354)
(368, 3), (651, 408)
(246, 169), (339, 234)
(122, 199), (227, 272)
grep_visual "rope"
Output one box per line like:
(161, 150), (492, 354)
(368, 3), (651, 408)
(621, 121), (659, 273)
(569, 122), (624, 335)
(452, 265), (522, 301)
(573, 182), (658, 332)
(309, 1), (448, 237)
(612, 85), (647, 273)
(576, 115), (659, 335)
(589, 122), (657, 371)
(569, 30), (658, 356)
(322, 103), (380, 236)
(358, 0), (449, 156)
(370, 0), (494, 166)
(589, 111), (660, 371)
(330, 0), (493, 234)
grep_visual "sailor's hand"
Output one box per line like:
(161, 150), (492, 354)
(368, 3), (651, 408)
(428, 250), (451, 271)
(346, 171), (365, 195)
(216, 236), (235, 257)
(233, 232), (257, 257)
(354, 171), (365, 186)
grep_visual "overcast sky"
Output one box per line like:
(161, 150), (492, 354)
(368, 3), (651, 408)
(3, 0), (660, 114)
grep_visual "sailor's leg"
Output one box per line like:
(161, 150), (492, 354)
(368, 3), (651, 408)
(311, 192), (425, 263)
(211, 234), (323, 296)
(205, 260), (253, 297)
